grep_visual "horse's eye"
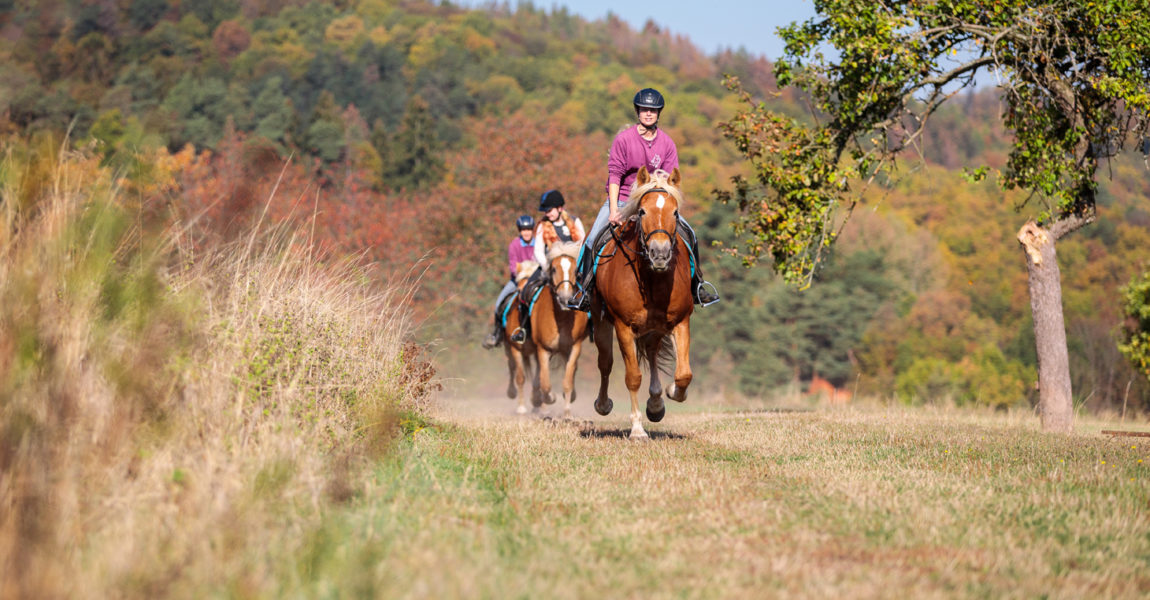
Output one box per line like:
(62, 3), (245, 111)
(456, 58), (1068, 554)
(674, 210), (679, 219)
(637, 209), (646, 217)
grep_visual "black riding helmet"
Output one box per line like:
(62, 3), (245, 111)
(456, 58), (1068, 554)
(633, 88), (665, 112)
(539, 189), (565, 212)
(516, 214), (535, 230)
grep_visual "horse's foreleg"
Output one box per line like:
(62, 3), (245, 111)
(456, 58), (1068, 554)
(666, 320), (692, 403)
(562, 341), (582, 419)
(645, 335), (666, 423)
(594, 314), (614, 416)
(614, 323), (646, 440)
(506, 348), (519, 400)
(536, 345), (556, 407)
(510, 347), (528, 414)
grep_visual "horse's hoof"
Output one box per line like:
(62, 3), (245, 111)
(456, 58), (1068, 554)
(595, 398), (613, 416)
(544, 393), (556, 405)
(531, 391), (544, 407)
(629, 429), (650, 441)
(506, 385), (517, 399)
(665, 383), (688, 403)
(515, 405), (528, 415)
(646, 404), (665, 422)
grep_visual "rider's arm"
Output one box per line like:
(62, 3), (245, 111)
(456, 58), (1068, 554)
(532, 226), (547, 267)
(507, 239), (518, 280)
(607, 132), (628, 224)
(572, 217), (586, 241)
(608, 183), (621, 224)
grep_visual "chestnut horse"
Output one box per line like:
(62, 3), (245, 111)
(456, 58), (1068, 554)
(529, 241), (589, 418)
(504, 260), (540, 414)
(591, 167), (693, 439)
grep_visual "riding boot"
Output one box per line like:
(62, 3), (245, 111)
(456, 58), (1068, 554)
(683, 221), (720, 307)
(569, 245), (594, 312)
(510, 302), (529, 343)
(481, 319), (503, 349)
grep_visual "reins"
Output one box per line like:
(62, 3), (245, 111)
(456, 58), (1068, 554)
(618, 187), (678, 263)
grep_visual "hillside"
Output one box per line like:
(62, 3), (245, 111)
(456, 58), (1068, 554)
(0, 0), (1147, 412)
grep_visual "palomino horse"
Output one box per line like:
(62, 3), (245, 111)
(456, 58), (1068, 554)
(591, 167), (693, 439)
(529, 241), (589, 418)
(504, 260), (540, 414)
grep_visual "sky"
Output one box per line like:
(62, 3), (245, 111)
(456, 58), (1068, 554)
(457, 1), (817, 60)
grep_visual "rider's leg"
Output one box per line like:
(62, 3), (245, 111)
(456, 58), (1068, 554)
(510, 269), (543, 343)
(678, 216), (720, 306)
(571, 198), (613, 311)
(483, 279), (518, 348)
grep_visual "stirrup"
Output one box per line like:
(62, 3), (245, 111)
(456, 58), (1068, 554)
(567, 286), (591, 312)
(510, 327), (527, 343)
(696, 281), (721, 307)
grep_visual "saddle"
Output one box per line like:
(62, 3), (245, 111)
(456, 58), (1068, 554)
(517, 267), (547, 320)
(497, 292), (517, 329)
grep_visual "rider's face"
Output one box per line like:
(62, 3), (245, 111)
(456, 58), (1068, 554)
(638, 107), (660, 127)
(519, 228), (533, 242)
(544, 206), (561, 220)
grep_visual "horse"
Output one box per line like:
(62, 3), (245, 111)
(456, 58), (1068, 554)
(528, 241), (590, 419)
(591, 167), (693, 439)
(503, 260), (540, 414)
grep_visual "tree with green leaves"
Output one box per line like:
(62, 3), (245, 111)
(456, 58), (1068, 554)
(1119, 267), (1150, 386)
(718, 0), (1150, 432)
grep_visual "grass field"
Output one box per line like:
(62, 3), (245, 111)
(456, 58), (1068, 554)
(4, 140), (1148, 598)
(272, 402), (1150, 599)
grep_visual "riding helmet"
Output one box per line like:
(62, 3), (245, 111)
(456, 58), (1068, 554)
(538, 189), (565, 211)
(633, 88), (665, 111)
(516, 214), (535, 230)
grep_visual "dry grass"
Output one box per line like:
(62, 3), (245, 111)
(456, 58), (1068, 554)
(4, 137), (1148, 598)
(0, 137), (431, 597)
(285, 405), (1150, 599)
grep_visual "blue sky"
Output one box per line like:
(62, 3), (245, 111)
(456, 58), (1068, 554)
(458, 1), (817, 60)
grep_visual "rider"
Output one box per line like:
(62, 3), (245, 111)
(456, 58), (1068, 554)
(481, 214), (537, 349)
(509, 189), (586, 343)
(570, 87), (720, 311)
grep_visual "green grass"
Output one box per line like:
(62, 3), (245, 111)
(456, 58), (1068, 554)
(255, 408), (1150, 599)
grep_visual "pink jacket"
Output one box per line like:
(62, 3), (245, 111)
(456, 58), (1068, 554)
(606, 125), (679, 204)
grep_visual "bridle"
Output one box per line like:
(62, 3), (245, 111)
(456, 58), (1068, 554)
(633, 187), (678, 262)
(549, 255), (577, 296)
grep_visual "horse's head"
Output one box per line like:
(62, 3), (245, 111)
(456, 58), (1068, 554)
(546, 241), (581, 307)
(625, 166), (682, 272)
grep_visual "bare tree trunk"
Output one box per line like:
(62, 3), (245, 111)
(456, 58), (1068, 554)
(1018, 221), (1074, 432)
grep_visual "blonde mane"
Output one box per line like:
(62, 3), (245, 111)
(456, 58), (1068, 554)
(546, 241), (582, 263)
(619, 169), (684, 222)
(515, 260), (539, 282)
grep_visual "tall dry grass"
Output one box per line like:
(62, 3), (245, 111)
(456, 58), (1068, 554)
(0, 135), (433, 597)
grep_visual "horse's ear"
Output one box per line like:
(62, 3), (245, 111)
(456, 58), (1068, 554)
(669, 167), (681, 188)
(636, 166), (649, 187)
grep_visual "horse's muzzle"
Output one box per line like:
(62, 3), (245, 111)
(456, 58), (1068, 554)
(647, 240), (673, 271)
(554, 286), (575, 308)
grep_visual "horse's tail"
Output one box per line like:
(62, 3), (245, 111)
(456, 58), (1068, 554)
(635, 332), (676, 378)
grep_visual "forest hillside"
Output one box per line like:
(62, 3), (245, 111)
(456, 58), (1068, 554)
(1, 0), (1147, 413)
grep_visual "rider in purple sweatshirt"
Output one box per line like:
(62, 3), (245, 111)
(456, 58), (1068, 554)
(571, 87), (720, 310)
(482, 215), (537, 349)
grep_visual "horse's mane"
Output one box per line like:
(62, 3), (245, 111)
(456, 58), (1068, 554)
(515, 260), (539, 282)
(619, 169), (684, 223)
(546, 241), (582, 263)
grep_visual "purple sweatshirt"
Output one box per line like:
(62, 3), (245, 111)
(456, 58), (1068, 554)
(606, 125), (679, 204)
(507, 236), (536, 280)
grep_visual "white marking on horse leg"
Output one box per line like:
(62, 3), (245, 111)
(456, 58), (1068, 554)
(629, 390), (647, 439)
(630, 412), (649, 439)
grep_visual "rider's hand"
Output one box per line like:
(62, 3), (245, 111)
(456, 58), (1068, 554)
(608, 211), (622, 225)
